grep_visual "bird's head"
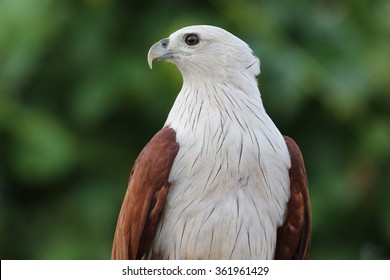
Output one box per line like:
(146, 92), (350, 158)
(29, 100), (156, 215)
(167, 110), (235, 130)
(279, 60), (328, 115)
(147, 25), (260, 82)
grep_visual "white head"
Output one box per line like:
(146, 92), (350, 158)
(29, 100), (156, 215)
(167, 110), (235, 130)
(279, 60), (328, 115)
(148, 25), (260, 82)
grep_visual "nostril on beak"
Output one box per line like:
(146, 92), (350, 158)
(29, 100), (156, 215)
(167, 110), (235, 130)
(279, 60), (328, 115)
(160, 38), (169, 48)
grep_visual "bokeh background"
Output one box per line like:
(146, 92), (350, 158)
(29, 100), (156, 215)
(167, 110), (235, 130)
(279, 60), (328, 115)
(1, 0), (389, 259)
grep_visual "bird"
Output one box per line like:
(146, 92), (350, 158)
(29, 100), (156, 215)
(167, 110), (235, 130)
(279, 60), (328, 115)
(111, 25), (311, 260)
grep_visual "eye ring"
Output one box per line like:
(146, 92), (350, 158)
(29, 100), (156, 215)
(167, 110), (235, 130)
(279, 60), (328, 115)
(184, 34), (200, 46)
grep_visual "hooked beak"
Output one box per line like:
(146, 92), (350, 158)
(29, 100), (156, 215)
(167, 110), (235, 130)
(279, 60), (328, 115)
(147, 38), (174, 69)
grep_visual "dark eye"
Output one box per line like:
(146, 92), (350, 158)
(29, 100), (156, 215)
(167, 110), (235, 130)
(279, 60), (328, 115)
(185, 34), (199, 46)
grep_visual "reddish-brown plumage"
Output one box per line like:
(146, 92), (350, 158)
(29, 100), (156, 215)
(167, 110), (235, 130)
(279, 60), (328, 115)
(111, 126), (179, 259)
(275, 136), (312, 259)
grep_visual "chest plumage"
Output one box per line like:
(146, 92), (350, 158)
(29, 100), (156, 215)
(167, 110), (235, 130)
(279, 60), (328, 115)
(145, 77), (290, 259)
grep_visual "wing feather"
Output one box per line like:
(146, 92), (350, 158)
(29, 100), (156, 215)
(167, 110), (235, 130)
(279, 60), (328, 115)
(111, 126), (179, 259)
(275, 136), (311, 259)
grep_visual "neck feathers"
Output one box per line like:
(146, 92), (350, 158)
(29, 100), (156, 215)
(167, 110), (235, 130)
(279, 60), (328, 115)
(166, 72), (265, 134)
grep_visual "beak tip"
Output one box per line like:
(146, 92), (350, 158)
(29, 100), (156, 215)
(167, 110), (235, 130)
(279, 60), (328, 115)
(147, 51), (154, 69)
(148, 60), (153, 69)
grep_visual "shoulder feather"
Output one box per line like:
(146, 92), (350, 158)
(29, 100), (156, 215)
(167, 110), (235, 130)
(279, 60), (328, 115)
(275, 136), (311, 259)
(111, 126), (179, 259)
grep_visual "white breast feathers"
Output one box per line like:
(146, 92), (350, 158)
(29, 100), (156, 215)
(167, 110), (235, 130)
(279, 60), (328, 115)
(146, 75), (291, 259)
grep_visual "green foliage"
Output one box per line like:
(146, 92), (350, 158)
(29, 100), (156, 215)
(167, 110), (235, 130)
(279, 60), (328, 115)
(1, 0), (389, 259)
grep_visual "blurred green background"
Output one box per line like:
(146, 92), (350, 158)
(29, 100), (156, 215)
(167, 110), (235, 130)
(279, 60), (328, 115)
(1, 0), (389, 259)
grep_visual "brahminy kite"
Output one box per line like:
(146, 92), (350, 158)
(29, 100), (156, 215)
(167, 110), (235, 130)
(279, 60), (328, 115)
(111, 25), (311, 259)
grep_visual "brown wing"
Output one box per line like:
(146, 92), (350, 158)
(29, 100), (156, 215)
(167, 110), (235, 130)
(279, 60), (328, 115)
(275, 136), (312, 259)
(111, 126), (179, 259)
